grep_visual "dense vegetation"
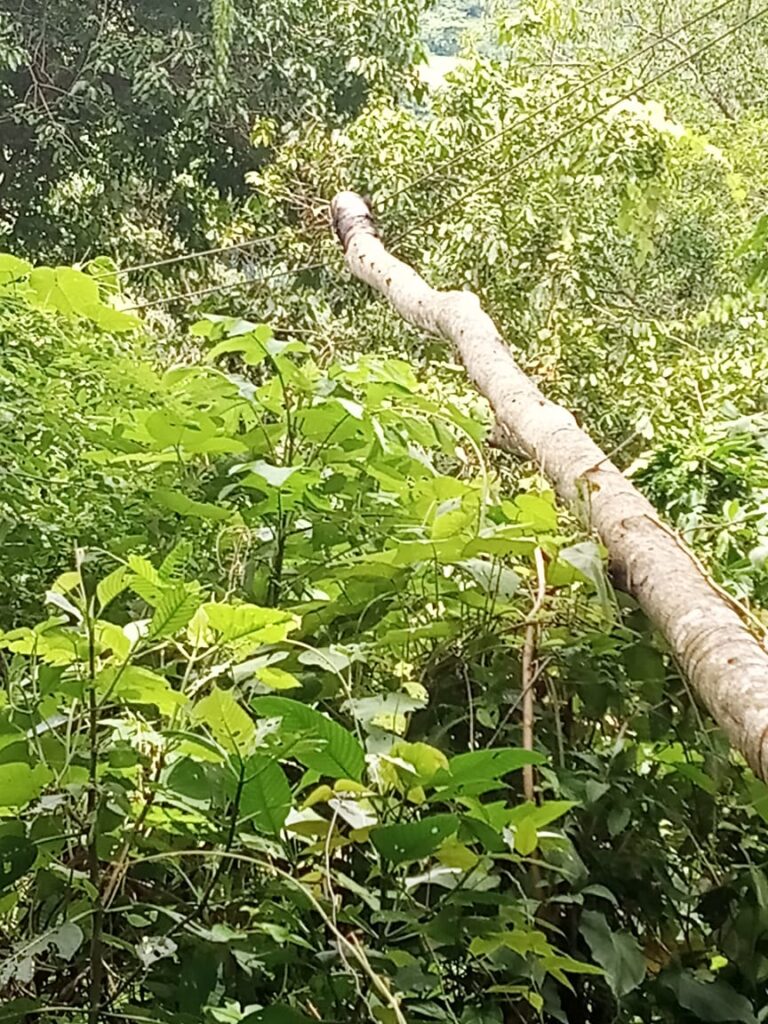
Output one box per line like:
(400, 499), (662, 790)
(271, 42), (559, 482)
(4, 1), (768, 1022)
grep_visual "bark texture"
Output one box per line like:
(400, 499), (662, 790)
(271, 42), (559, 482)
(331, 189), (768, 778)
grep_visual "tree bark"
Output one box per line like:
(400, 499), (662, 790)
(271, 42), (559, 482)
(331, 189), (768, 779)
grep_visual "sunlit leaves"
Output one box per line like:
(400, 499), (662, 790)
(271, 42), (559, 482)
(153, 488), (233, 522)
(202, 603), (298, 652)
(446, 748), (546, 785)
(192, 686), (256, 756)
(149, 586), (202, 639)
(96, 566), (129, 611)
(22, 265), (139, 331)
(98, 665), (186, 716)
(0, 254), (32, 285)
(252, 697), (365, 780)
(0, 765), (53, 809)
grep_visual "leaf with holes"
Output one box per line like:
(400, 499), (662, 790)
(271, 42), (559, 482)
(371, 814), (458, 864)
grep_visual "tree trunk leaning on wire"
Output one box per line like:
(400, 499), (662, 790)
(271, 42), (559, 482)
(330, 189), (768, 780)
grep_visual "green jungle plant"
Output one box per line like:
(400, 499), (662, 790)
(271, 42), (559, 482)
(3, 285), (768, 1022)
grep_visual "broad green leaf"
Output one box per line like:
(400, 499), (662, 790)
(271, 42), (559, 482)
(48, 921), (84, 960)
(234, 459), (302, 488)
(556, 541), (614, 616)
(203, 603), (297, 649)
(0, 254), (32, 285)
(460, 559), (520, 601)
(510, 493), (558, 532)
(446, 748), (546, 785)
(166, 759), (212, 801)
(579, 910), (645, 998)
(96, 566), (129, 610)
(343, 692), (427, 725)
(95, 621), (132, 661)
(207, 333), (270, 365)
(255, 666), (301, 690)
(0, 835), (37, 890)
(431, 504), (474, 540)
(511, 815), (536, 855)
(99, 665), (186, 716)
(252, 697), (365, 780)
(384, 621), (461, 644)
(436, 836), (479, 870)
(50, 570), (81, 595)
(154, 488), (233, 522)
(542, 952), (604, 982)
(159, 541), (193, 581)
(507, 800), (577, 829)
(371, 813), (458, 864)
(673, 762), (718, 794)
(623, 643), (665, 683)
(149, 586), (201, 638)
(193, 686), (256, 756)
(748, 779), (768, 824)
(390, 741), (449, 784)
(470, 928), (551, 958)
(661, 972), (756, 1023)
(0, 1000), (42, 1024)
(86, 303), (140, 332)
(297, 646), (360, 673)
(240, 1006), (314, 1024)
(241, 755), (292, 834)
(0, 764), (53, 809)
(29, 266), (101, 317)
(127, 554), (162, 586)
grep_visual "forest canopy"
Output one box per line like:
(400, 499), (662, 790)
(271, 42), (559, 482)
(3, 1), (768, 1023)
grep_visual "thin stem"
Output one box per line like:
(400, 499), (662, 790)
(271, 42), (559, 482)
(85, 592), (104, 1024)
(521, 547), (547, 803)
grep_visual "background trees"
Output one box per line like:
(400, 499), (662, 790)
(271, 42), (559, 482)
(0, 0), (425, 261)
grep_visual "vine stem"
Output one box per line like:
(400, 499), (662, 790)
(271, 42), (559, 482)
(522, 547), (547, 803)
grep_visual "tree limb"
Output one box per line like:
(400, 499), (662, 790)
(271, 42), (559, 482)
(331, 189), (768, 779)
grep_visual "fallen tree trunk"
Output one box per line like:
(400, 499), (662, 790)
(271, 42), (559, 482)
(331, 189), (768, 779)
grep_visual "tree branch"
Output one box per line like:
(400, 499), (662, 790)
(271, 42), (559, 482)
(331, 189), (768, 779)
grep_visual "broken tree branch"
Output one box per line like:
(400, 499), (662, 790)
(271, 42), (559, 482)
(330, 189), (768, 779)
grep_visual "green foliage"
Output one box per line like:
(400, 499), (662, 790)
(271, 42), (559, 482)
(5, 0), (768, 1019)
(0, 0), (426, 263)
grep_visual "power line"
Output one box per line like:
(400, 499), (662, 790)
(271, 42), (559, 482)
(106, 1), (743, 303)
(124, 259), (331, 311)
(109, 0), (753, 309)
(94, 230), (294, 278)
(394, 4), (767, 246)
(387, 0), (740, 203)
